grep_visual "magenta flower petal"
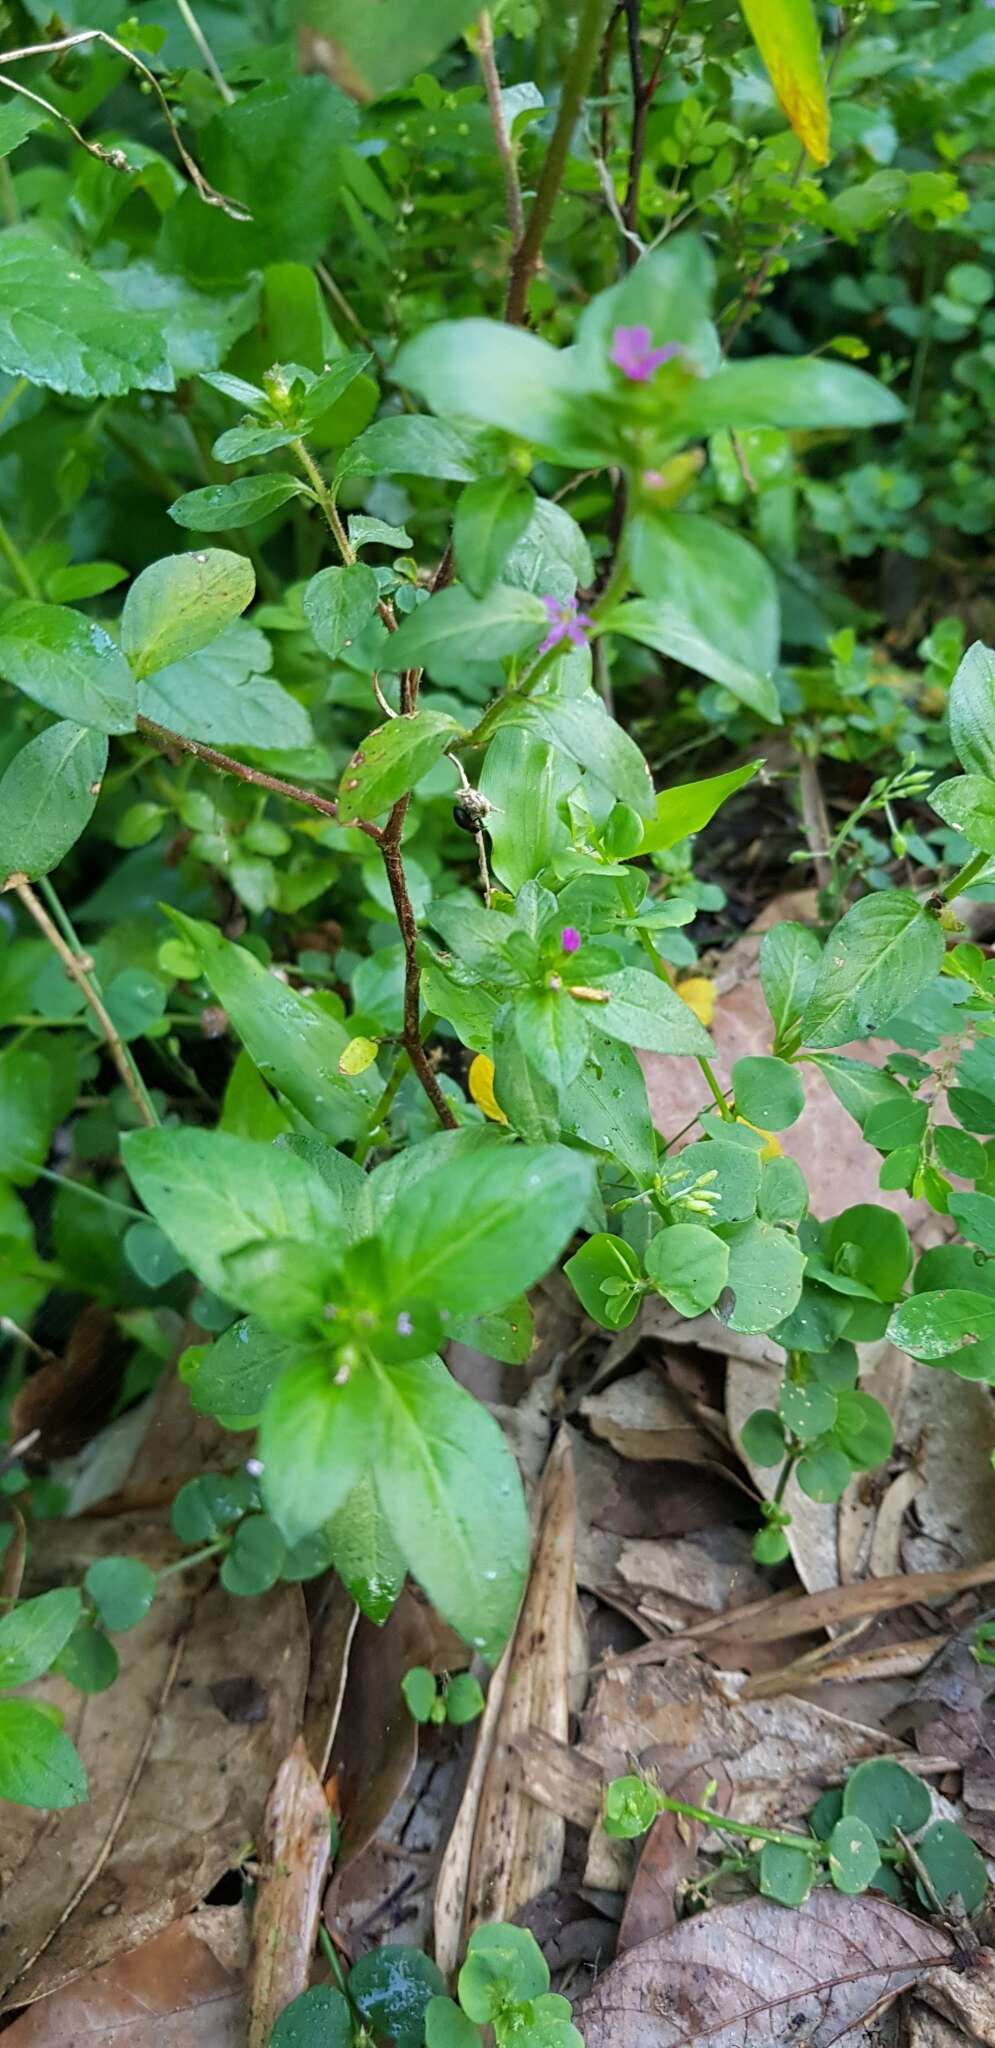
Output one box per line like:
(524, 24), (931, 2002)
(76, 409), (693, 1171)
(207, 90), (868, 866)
(610, 323), (682, 383)
(538, 593), (591, 656)
(561, 926), (582, 954)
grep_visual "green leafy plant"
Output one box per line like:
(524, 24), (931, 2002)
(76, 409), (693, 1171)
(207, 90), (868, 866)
(269, 1924), (581, 2047)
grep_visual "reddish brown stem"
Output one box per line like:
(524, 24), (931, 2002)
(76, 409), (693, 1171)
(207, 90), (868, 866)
(380, 799), (458, 1131)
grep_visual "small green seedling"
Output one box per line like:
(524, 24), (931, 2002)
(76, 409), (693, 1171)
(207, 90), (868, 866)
(402, 1666), (485, 1727)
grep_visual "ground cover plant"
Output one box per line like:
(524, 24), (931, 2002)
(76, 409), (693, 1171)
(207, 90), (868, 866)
(1, 0), (995, 2038)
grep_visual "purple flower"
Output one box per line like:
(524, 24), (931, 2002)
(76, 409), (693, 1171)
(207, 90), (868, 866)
(561, 926), (582, 955)
(245, 1457), (264, 1478)
(396, 1311), (414, 1338)
(539, 594), (593, 654)
(610, 324), (682, 384)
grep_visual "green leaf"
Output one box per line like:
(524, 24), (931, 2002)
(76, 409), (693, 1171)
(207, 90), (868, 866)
(864, 1096), (928, 1153)
(101, 262), (260, 382)
(559, 1039), (658, 1183)
(0, 100), (47, 159)
(828, 1814), (880, 1894)
(832, 1389), (894, 1468)
(515, 989), (590, 1091)
(796, 1444), (852, 1502)
(931, 774), (995, 855)
(0, 1698), (88, 1809)
(327, 1469), (406, 1625)
(142, 627), (312, 754)
(338, 709), (461, 823)
(0, 723), (108, 886)
(915, 1820), (988, 1915)
(738, 0), (829, 163)
(673, 1138), (762, 1223)
(388, 585), (547, 670)
(373, 1354), (529, 1658)
(758, 1155), (808, 1226)
(220, 1514), (287, 1595)
(122, 1125), (346, 1304)
(716, 1218), (806, 1333)
(823, 1205), (912, 1302)
(454, 477), (535, 597)
(479, 728), (575, 890)
(303, 562), (381, 659)
(614, 514), (782, 723)
(270, 1985), (354, 2048)
(591, 968), (714, 1056)
(807, 1053), (910, 1133)
(644, 1223), (730, 1316)
(164, 911), (377, 1140)
(949, 641), (995, 778)
(800, 894), (944, 1049)
(425, 1997), (482, 2048)
(760, 923), (823, 1056)
(842, 1759), (931, 1842)
(184, 1318), (298, 1422)
(380, 1142), (594, 1316)
(778, 1378), (838, 1441)
(53, 1621), (119, 1695)
(639, 763), (761, 854)
(602, 1774), (661, 1838)
(759, 1840), (815, 1906)
(445, 1672), (485, 1725)
(83, 1557), (157, 1634)
(459, 1925), (548, 2024)
(681, 357), (904, 435)
(732, 1056), (805, 1131)
(293, 0), (478, 101)
(0, 228), (172, 397)
(565, 1233), (643, 1329)
(122, 549), (255, 680)
(402, 1666), (438, 1722)
(394, 319), (582, 450)
(504, 685), (656, 819)
(887, 1287), (995, 1361)
(169, 475), (308, 531)
(259, 1355), (378, 1545)
(949, 1192), (995, 1253)
(0, 1588), (82, 1687)
(740, 1408), (787, 1465)
(338, 414), (482, 484)
(348, 1946), (446, 2046)
(0, 601), (136, 733)
(171, 1471), (256, 1544)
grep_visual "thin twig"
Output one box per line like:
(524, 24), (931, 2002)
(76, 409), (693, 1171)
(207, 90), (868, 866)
(380, 801), (458, 1130)
(172, 0), (234, 103)
(11, 880), (158, 1127)
(477, 10), (524, 246)
(798, 752), (833, 891)
(136, 714), (379, 840)
(505, 0), (610, 323)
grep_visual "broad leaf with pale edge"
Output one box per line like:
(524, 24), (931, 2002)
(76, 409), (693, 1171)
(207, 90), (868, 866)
(949, 641), (995, 777)
(303, 563), (381, 659)
(887, 1288), (995, 1361)
(164, 911), (378, 1139)
(388, 585), (547, 669)
(169, 475), (308, 531)
(185, 1317), (300, 1422)
(372, 1354), (528, 1658)
(0, 229), (172, 397)
(930, 775), (995, 854)
(379, 1142), (595, 1315)
(760, 922), (822, 1051)
(0, 1588), (81, 1686)
(122, 549), (255, 679)
(0, 601), (136, 733)
(0, 723), (107, 885)
(641, 762), (760, 853)
(260, 1356), (379, 1545)
(800, 893), (944, 1049)
(591, 968), (715, 1055)
(739, 0), (830, 163)
(121, 1126), (346, 1301)
(338, 710), (462, 822)
(0, 1700), (88, 1810)
(614, 514), (781, 722)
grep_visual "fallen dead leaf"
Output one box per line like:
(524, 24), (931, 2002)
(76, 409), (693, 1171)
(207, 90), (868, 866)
(435, 1430), (577, 1972)
(617, 1763), (732, 1952)
(579, 1370), (720, 1467)
(247, 1739), (329, 2048)
(575, 1889), (955, 2046)
(325, 1588), (443, 1887)
(900, 1371), (995, 1578)
(0, 1512), (308, 2012)
(0, 1908), (247, 2044)
(907, 2007), (977, 2048)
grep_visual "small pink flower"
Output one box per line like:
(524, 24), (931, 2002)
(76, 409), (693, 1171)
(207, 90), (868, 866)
(539, 594), (593, 654)
(561, 926), (582, 954)
(610, 324), (682, 384)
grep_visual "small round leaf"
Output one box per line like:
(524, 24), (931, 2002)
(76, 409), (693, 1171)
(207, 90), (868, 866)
(829, 1814), (881, 1894)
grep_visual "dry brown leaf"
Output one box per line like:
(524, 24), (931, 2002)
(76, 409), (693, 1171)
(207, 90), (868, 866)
(576, 1889), (954, 2046)
(247, 1740), (329, 2048)
(11, 1305), (121, 1460)
(0, 1512), (308, 2012)
(571, 1428), (747, 1599)
(435, 1430), (577, 1972)
(617, 1763), (732, 1952)
(619, 1528), (768, 1629)
(900, 1372), (995, 1577)
(326, 1589), (441, 1883)
(579, 1370), (719, 1466)
(907, 2006), (977, 2048)
(921, 1958), (995, 2047)
(743, 1636), (937, 1702)
(301, 1576), (359, 1778)
(0, 1908), (247, 2044)
(510, 1726), (603, 1832)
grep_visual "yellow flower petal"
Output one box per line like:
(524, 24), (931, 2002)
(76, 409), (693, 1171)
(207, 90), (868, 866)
(469, 1053), (508, 1125)
(736, 1114), (783, 1161)
(677, 976), (717, 1029)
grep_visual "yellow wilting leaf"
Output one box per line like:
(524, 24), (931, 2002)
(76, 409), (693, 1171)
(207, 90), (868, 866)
(469, 1053), (508, 1126)
(338, 1034), (379, 1076)
(677, 976), (717, 1029)
(736, 1114), (783, 1161)
(738, 0), (830, 166)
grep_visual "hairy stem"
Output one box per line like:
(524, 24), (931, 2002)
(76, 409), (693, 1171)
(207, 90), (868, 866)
(477, 9), (525, 245)
(12, 880), (159, 1127)
(505, 0), (610, 324)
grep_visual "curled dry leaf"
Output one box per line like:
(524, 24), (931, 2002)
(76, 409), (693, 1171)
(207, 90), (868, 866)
(576, 1889), (954, 2047)
(0, 1513), (308, 2012)
(247, 1739), (330, 2048)
(435, 1429), (577, 1973)
(0, 1908), (247, 2046)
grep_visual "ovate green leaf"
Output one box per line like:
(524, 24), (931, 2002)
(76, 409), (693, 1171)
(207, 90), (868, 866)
(0, 723), (108, 885)
(0, 601), (136, 733)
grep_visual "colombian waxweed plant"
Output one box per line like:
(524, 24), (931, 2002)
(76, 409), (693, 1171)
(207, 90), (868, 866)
(0, 0), (993, 1907)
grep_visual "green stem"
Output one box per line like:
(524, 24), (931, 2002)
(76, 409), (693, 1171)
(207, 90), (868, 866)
(22, 1164), (147, 1222)
(156, 1538), (227, 1582)
(318, 1924), (349, 1993)
(352, 1050), (411, 1165)
(941, 849), (991, 903)
(636, 926), (733, 1121)
(292, 438), (356, 564)
(15, 879), (160, 1129)
(504, 0), (611, 322)
(0, 511), (39, 598)
(652, 1791), (820, 1855)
